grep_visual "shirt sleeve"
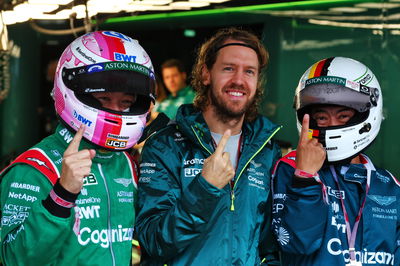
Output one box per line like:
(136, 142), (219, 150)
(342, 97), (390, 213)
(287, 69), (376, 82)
(135, 137), (223, 260)
(272, 161), (329, 255)
(1, 164), (75, 265)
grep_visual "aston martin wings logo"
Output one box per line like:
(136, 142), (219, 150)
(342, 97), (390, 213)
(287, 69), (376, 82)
(368, 195), (396, 206)
(250, 160), (262, 168)
(26, 157), (51, 171)
(114, 178), (132, 188)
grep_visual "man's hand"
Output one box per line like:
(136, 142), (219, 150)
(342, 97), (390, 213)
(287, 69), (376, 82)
(60, 126), (96, 194)
(295, 114), (326, 176)
(202, 130), (235, 189)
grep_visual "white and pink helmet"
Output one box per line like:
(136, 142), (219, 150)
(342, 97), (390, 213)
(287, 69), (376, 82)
(52, 31), (155, 151)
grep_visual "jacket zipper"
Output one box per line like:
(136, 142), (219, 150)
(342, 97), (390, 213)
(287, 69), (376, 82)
(231, 126), (281, 210)
(98, 163), (116, 266)
(191, 125), (282, 211)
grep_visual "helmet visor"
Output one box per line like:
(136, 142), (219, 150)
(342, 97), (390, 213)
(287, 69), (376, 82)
(62, 62), (156, 115)
(62, 62), (156, 100)
(295, 83), (377, 113)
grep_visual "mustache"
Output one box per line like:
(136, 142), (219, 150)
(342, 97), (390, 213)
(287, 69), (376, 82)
(223, 84), (248, 93)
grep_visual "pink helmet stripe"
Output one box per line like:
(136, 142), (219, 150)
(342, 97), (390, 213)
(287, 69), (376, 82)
(94, 32), (112, 60)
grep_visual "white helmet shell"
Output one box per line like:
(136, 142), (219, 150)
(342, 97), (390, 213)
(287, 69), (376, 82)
(294, 57), (383, 162)
(53, 31), (155, 151)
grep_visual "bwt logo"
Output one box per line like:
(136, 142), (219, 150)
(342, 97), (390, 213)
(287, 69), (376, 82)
(105, 138), (127, 148)
(114, 52), (136, 63)
(78, 205), (100, 220)
(73, 110), (93, 127)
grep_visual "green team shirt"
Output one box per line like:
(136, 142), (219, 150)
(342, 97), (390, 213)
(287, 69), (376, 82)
(0, 124), (138, 266)
(154, 85), (195, 119)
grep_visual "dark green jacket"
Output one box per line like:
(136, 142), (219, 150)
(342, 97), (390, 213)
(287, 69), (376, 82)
(136, 104), (281, 265)
(0, 125), (137, 266)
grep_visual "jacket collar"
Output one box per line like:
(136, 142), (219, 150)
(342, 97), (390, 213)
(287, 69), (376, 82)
(175, 104), (281, 156)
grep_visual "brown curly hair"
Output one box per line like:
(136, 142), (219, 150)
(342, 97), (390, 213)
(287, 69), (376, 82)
(191, 27), (269, 122)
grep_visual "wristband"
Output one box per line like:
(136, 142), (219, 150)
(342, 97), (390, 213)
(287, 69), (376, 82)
(294, 169), (318, 178)
(49, 189), (76, 208)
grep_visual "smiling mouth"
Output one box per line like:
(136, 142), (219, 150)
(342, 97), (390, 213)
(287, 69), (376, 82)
(228, 91), (244, 97)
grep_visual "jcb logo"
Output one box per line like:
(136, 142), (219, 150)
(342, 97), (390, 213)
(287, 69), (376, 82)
(105, 138), (127, 148)
(83, 174), (98, 186)
(184, 168), (201, 177)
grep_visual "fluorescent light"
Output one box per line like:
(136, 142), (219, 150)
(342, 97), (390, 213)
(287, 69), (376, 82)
(309, 18), (400, 29)
(133, 0), (172, 4)
(14, 3), (59, 13)
(28, 0), (73, 4)
(329, 7), (367, 13)
(2, 10), (30, 25)
(171, 1), (210, 8)
(355, 2), (400, 9)
(0, 13), (8, 50)
(191, 0), (231, 2)
(146, 5), (173, 11)
(121, 4), (151, 12)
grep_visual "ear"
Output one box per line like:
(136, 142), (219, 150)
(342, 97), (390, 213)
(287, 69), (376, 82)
(201, 65), (210, 86)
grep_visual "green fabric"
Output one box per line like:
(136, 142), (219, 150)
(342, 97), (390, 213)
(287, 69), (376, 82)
(0, 124), (137, 266)
(136, 104), (282, 265)
(154, 86), (195, 119)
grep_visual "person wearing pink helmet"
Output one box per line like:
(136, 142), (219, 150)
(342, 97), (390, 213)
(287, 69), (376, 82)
(0, 31), (155, 265)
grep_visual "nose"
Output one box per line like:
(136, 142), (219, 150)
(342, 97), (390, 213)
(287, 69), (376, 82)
(231, 70), (244, 86)
(329, 118), (342, 127)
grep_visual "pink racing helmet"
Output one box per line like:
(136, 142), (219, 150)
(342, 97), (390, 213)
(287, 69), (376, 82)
(52, 30), (155, 151)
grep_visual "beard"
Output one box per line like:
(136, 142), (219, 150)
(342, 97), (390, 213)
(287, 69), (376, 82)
(209, 84), (255, 123)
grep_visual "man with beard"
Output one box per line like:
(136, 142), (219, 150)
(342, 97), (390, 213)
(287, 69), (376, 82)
(135, 27), (281, 265)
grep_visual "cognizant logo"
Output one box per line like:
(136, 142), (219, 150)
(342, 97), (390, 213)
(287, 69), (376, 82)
(327, 238), (394, 265)
(77, 225), (133, 248)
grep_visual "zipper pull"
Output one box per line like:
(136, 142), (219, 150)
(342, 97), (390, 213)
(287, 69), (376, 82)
(230, 190), (235, 211)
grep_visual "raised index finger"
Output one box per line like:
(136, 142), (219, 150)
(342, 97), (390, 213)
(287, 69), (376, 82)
(300, 114), (311, 142)
(64, 125), (85, 156)
(214, 129), (231, 156)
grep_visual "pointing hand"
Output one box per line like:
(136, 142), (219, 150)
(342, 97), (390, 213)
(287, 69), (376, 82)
(60, 125), (96, 193)
(295, 114), (326, 176)
(201, 130), (235, 189)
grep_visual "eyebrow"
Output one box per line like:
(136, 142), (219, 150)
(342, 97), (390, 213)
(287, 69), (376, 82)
(220, 62), (258, 71)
